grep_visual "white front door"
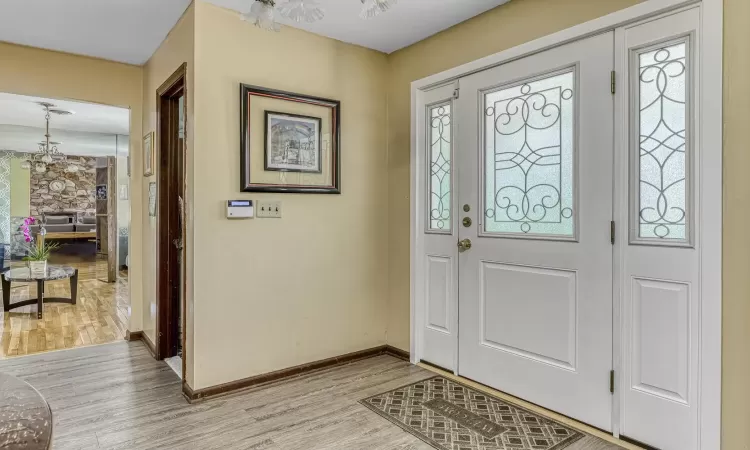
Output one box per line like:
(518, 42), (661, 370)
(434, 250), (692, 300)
(455, 32), (615, 430)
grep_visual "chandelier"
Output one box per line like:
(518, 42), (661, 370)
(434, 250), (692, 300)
(240, 0), (397, 31)
(20, 102), (79, 174)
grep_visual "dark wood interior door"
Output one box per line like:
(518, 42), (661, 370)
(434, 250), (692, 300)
(156, 64), (186, 361)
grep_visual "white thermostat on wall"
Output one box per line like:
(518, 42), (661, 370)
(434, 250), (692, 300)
(227, 200), (254, 219)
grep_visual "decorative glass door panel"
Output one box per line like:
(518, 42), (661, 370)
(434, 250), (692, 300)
(428, 102), (452, 232)
(483, 69), (575, 238)
(634, 39), (690, 243)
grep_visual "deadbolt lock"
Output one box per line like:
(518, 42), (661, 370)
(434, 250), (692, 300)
(462, 217), (472, 227)
(457, 239), (472, 252)
(463, 204), (471, 212)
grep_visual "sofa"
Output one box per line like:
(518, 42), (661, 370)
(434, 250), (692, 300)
(27, 214), (96, 235)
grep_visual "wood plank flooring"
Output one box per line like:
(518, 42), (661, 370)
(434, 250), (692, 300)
(0, 261), (129, 358)
(0, 342), (631, 449)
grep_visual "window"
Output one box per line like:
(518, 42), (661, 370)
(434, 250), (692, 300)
(634, 39), (690, 242)
(483, 69), (576, 237)
(428, 103), (452, 232)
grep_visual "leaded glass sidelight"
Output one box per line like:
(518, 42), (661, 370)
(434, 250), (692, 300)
(483, 69), (575, 237)
(636, 41), (689, 241)
(428, 103), (452, 232)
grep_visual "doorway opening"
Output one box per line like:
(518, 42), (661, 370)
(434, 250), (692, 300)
(0, 92), (131, 358)
(411, 4), (720, 450)
(155, 64), (186, 381)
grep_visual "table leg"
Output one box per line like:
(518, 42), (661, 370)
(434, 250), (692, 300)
(70, 269), (78, 305)
(2, 276), (9, 312)
(37, 280), (44, 320)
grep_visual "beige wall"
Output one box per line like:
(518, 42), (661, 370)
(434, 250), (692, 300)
(721, 0), (750, 447)
(0, 41), (144, 332)
(140, 2), (195, 383)
(190, 1), (389, 389)
(385, 0), (642, 351)
(10, 157), (30, 218)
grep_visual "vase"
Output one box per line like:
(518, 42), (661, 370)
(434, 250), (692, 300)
(28, 260), (47, 278)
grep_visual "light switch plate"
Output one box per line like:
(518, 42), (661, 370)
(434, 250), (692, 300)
(256, 201), (281, 218)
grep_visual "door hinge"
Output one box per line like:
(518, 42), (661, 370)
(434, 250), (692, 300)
(610, 221), (615, 245)
(610, 71), (616, 94)
(610, 370), (615, 394)
(453, 88), (460, 100)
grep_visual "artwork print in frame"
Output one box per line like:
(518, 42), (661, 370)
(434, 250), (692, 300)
(240, 83), (341, 194)
(143, 131), (155, 176)
(264, 111), (322, 173)
(148, 182), (157, 217)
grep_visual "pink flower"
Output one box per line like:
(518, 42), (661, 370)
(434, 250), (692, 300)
(21, 216), (36, 242)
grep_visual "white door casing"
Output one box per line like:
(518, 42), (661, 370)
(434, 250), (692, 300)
(615, 9), (702, 450)
(415, 83), (459, 371)
(455, 32), (615, 431)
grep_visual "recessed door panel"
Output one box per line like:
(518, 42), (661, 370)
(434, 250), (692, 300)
(480, 262), (577, 370)
(426, 255), (451, 332)
(631, 277), (690, 404)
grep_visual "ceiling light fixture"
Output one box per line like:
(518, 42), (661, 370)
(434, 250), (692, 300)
(240, 0), (280, 31)
(240, 0), (396, 30)
(359, 0), (397, 19)
(20, 102), (79, 173)
(278, 0), (325, 23)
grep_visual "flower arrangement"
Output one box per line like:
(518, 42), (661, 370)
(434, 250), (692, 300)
(20, 216), (59, 262)
(23, 240), (59, 262)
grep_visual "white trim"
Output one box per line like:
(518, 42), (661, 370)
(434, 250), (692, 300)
(697, 0), (722, 448)
(409, 0), (722, 447)
(409, 88), (423, 364)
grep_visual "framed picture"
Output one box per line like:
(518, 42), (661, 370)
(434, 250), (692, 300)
(264, 111), (322, 173)
(148, 182), (157, 217)
(143, 131), (155, 176)
(240, 84), (341, 194)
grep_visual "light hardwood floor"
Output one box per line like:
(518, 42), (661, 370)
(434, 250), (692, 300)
(0, 260), (129, 358)
(0, 342), (632, 449)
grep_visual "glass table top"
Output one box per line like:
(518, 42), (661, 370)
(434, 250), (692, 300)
(3, 265), (76, 282)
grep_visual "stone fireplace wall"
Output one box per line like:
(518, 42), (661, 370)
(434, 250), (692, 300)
(29, 156), (97, 217)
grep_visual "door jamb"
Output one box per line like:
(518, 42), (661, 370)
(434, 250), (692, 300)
(409, 0), (721, 448)
(155, 63), (188, 384)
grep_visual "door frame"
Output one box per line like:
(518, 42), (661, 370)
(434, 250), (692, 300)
(409, 0), (722, 448)
(155, 63), (188, 377)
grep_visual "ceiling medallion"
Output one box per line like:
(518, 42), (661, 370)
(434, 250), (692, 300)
(20, 102), (79, 174)
(240, 0), (396, 31)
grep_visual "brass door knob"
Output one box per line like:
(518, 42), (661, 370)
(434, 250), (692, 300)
(457, 238), (472, 252)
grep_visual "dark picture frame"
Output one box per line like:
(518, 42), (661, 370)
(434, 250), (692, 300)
(240, 84), (341, 194)
(264, 111), (322, 173)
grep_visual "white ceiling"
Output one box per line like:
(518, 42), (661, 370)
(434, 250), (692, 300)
(0, 93), (129, 135)
(0, 93), (130, 157)
(207, 0), (510, 53)
(0, 0), (192, 65)
(0, 0), (507, 65)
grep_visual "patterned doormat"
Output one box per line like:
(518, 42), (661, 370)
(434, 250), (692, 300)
(360, 376), (585, 450)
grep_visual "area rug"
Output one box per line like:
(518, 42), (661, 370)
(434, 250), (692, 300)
(360, 376), (584, 450)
